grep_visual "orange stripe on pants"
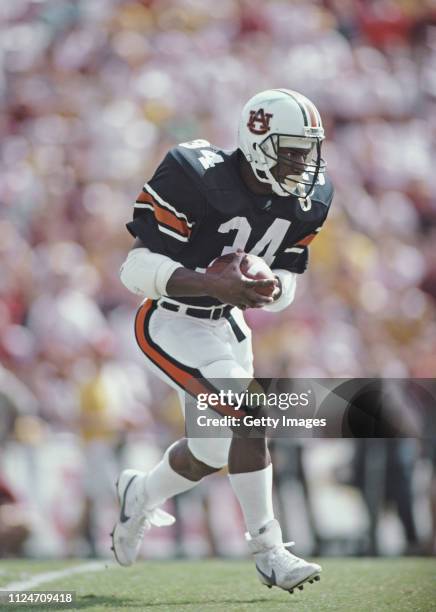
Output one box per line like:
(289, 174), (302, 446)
(135, 300), (244, 419)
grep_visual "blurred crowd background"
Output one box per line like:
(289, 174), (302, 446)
(1, 0), (435, 560)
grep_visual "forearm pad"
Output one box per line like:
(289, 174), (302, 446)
(120, 248), (183, 298)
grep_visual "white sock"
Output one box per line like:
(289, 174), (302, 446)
(228, 464), (275, 535)
(142, 444), (199, 510)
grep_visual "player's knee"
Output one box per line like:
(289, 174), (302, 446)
(188, 437), (231, 469)
(200, 359), (252, 380)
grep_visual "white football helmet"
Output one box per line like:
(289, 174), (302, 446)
(238, 89), (326, 198)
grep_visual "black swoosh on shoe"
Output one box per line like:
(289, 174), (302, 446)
(119, 475), (137, 523)
(256, 564), (276, 586)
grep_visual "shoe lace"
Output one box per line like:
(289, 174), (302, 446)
(126, 495), (150, 544)
(137, 511), (150, 540)
(270, 541), (302, 571)
(127, 505), (174, 543)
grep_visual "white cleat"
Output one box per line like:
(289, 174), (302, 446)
(111, 469), (175, 567)
(246, 519), (321, 593)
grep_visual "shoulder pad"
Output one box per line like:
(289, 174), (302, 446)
(170, 141), (250, 214)
(170, 140), (223, 180)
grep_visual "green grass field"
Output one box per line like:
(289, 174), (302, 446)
(0, 558), (435, 611)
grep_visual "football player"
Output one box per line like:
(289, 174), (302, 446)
(112, 89), (333, 593)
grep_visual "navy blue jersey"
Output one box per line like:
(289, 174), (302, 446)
(127, 139), (334, 307)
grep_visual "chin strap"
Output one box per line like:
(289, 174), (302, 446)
(256, 151), (290, 197)
(249, 141), (322, 201)
(301, 139), (322, 200)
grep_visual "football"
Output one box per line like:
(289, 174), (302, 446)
(207, 252), (276, 296)
(240, 253), (276, 296)
(206, 252), (237, 274)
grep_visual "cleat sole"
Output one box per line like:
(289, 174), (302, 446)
(258, 569), (322, 594)
(280, 571), (322, 593)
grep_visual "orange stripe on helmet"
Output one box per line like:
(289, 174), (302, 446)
(305, 102), (318, 128)
(292, 92), (319, 128)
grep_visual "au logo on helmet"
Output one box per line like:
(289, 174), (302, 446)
(247, 108), (273, 135)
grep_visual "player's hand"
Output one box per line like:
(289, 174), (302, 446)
(272, 275), (282, 301)
(205, 250), (278, 308)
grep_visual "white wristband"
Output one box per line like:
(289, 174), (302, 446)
(262, 269), (297, 312)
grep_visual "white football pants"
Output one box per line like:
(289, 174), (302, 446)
(135, 299), (254, 468)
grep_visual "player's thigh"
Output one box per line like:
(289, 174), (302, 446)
(136, 301), (253, 384)
(135, 302), (243, 468)
(226, 308), (254, 378)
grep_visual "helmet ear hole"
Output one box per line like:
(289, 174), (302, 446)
(253, 143), (257, 150)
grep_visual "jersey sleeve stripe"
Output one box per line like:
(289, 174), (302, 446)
(153, 204), (191, 238)
(136, 191), (154, 205)
(135, 189), (192, 239)
(284, 247), (305, 254)
(134, 202), (153, 210)
(295, 233), (317, 247)
(158, 224), (189, 242)
(143, 183), (194, 227)
(135, 300), (246, 419)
